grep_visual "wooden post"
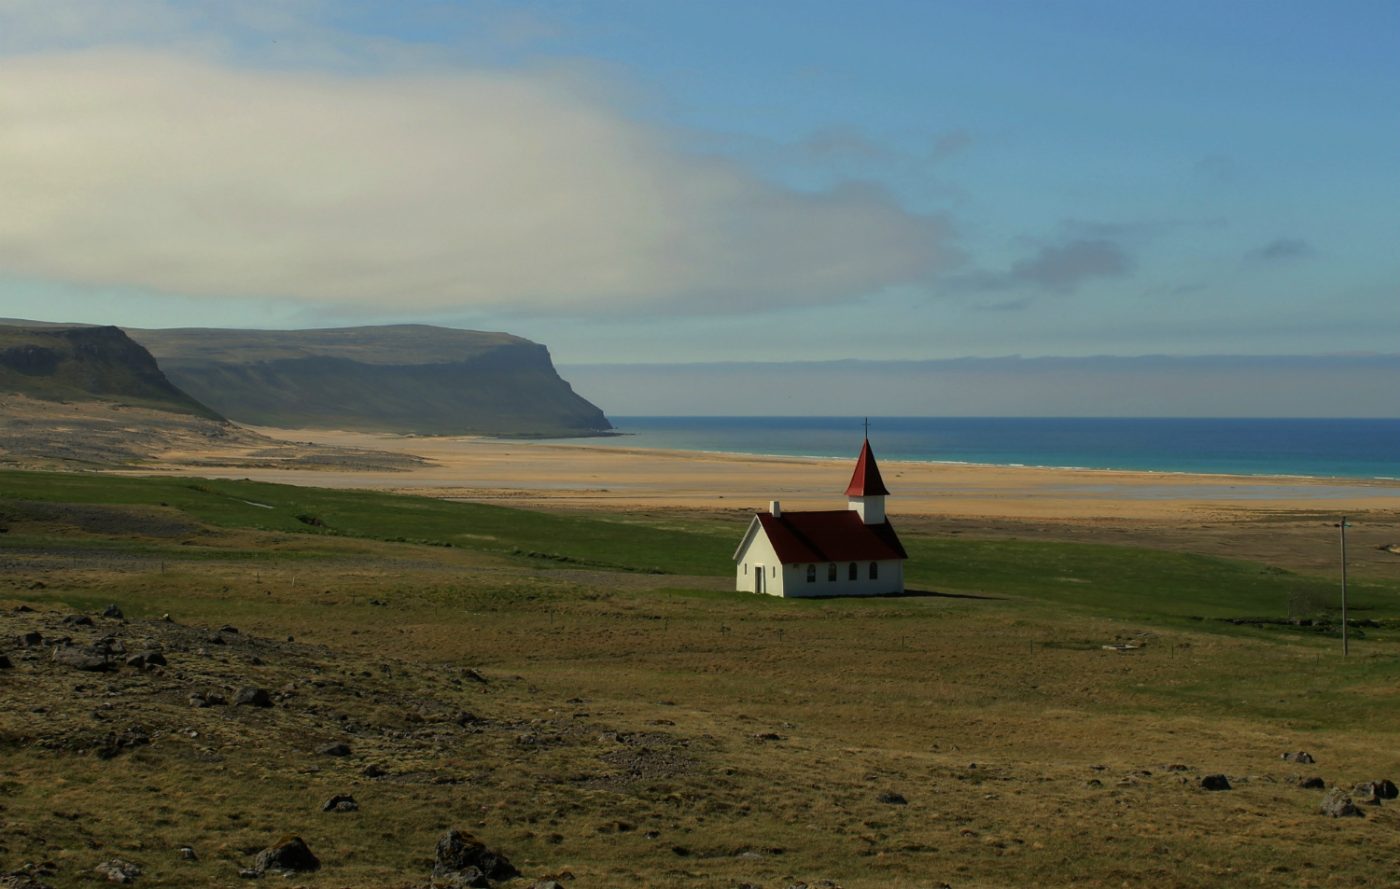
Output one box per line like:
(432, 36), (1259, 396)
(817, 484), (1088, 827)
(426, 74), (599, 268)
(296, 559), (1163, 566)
(1340, 516), (1349, 658)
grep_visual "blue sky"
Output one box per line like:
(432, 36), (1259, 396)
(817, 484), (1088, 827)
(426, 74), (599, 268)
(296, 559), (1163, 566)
(0, 1), (1396, 367)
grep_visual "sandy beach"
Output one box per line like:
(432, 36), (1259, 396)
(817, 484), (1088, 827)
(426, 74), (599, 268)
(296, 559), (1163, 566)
(145, 425), (1400, 523)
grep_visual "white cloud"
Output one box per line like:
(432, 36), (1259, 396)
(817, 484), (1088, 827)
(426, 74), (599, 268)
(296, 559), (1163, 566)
(0, 49), (955, 314)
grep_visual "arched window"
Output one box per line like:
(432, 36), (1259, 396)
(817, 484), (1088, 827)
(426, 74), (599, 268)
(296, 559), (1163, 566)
(848, 562), (857, 581)
(742, 563), (747, 575)
(827, 563), (837, 582)
(806, 564), (816, 583)
(869, 561), (879, 580)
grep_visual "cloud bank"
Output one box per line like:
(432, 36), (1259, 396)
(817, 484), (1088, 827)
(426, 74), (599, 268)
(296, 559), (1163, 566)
(0, 50), (954, 314)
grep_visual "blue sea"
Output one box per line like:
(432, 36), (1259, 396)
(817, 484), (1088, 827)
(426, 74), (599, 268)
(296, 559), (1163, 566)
(584, 417), (1400, 480)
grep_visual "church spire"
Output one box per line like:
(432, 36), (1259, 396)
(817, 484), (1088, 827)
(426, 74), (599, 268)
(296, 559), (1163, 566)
(845, 437), (889, 525)
(845, 438), (890, 497)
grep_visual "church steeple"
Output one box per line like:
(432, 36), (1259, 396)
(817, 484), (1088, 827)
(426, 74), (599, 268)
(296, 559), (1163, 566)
(845, 438), (889, 524)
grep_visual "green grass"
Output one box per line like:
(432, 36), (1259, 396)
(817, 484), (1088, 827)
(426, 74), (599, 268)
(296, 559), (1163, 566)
(0, 470), (733, 575)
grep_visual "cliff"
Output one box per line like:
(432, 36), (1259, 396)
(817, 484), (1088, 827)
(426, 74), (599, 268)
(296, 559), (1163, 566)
(130, 324), (611, 436)
(0, 323), (223, 419)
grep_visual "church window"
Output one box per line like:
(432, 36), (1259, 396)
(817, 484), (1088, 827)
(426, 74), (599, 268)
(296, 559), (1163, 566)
(806, 564), (816, 583)
(869, 562), (879, 580)
(827, 563), (837, 581)
(848, 562), (857, 580)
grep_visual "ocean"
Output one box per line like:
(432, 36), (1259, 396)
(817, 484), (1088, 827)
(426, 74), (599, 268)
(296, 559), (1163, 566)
(583, 417), (1400, 480)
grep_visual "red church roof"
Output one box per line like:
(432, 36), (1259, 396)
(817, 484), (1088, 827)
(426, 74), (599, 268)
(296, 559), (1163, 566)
(844, 438), (890, 497)
(754, 511), (907, 563)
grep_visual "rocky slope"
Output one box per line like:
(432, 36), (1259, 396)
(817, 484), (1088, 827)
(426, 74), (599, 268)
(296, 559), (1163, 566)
(130, 325), (612, 437)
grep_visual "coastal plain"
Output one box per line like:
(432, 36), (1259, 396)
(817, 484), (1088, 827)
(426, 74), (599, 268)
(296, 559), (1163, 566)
(4, 427), (1400, 888)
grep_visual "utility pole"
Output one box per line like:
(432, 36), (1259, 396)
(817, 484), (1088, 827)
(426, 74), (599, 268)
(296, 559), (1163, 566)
(1339, 516), (1350, 657)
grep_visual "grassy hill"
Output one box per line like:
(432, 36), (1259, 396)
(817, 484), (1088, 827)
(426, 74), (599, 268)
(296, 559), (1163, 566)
(131, 324), (611, 437)
(0, 323), (222, 419)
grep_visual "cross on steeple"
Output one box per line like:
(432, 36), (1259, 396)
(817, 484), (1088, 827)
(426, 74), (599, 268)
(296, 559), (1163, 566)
(863, 416), (869, 439)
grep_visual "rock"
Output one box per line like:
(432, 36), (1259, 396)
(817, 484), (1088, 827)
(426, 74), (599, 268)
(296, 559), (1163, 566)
(877, 791), (908, 805)
(218, 625), (240, 635)
(177, 847), (198, 861)
(1320, 788), (1363, 817)
(125, 652), (166, 670)
(233, 687), (272, 708)
(62, 614), (94, 627)
(528, 882), (566, 889)
(53, 648), (114, 672)
(433, 830), (519, 882)
(1282, 751), (1315, 764)
(102, 604), (124, 620)
(321, 794), (358, 812)
(0, 654), (12, 670)
(433, 867), (489, 888)
(455, 711), (483, 727)
(188, 690), (228, 708)
(1199, 774), (1231, 791)
(252, 836), (320, 875)
(93, 859), (141, 883)
(237, 868), (260, 879)
(753, 732), (785, 742)
(461, 668), (487, 684)
(362, 764), (388, 778)
(318, 742), (352, 757)
(1298, 776), (1326, 789)
(1352, 780), (1397, 804)
(20, 630), (43, 647)
(206, 634), (226, 645)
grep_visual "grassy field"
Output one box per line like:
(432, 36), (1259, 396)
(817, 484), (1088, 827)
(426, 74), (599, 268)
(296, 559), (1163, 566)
(3, 470), (1400, 888)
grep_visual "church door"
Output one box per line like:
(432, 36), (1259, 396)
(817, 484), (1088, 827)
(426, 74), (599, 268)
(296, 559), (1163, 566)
(754, 565), (765, 595)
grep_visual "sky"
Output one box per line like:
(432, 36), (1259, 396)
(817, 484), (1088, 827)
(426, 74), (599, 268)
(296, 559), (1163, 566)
(0, 1), (1397, 377)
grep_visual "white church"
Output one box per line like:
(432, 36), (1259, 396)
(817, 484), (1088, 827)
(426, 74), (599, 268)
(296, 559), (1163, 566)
(732, 438), (908, 597)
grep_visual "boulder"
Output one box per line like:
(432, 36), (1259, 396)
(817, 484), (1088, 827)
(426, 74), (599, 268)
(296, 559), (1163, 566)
(53, 648), (113, 672)
(1199, 774), (1231, 791)
(0, 654), (12, 670)
(20, 631), (43, 648)
(102, 604), (125, 620)
(62, 614), (94, 627)
(1352, 780), (1397, 804)
(252, 836), (320, 875)
(321, 794), (358, 812)
(93, 859), (141, 884)
(1298, 776), (1326, 789)
(433, 830), (519, 882)
(233, 686), (272, 708)
(317, 742), (352, 757)
(1282, 751), (1315, 764)
(1320, 788), (1363, 818)
(876, 791), (908, 805)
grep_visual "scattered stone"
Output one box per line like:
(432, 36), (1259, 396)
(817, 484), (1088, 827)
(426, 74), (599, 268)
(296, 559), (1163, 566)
(93, 859), (141, 884)
(188, 690), (228, 708)
(433, 830), (519, 883)
(321, 794), (358, 812)
(527, 881), (565, 889)
(177, 847), (198, 861)
(237, 868), (260, 879)
(1282, 751), (1315, 764)
(461, 668), (487, 684)
(753, 732), (785, 742)
(0, 654), (12, 670)
(13, 604), (35, 612)
(62, 614), (94, 627)
(218, 625), (240, 635)
(20, 630), (43, 648)
(252, 836), (320, 875)
(318, 742), (352, 757)
(455, 711), (483, 727)
(1320, 788), (1363, 818)
(1298, 776), (1326, 789)
(877, 791), (908, 805)
(233, 687), (272, 708)
(101, 604), (125, 620)
(1200, 774), (1231, 791)
(205, 634), (226, 645)
(362, 764), (388, 778)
